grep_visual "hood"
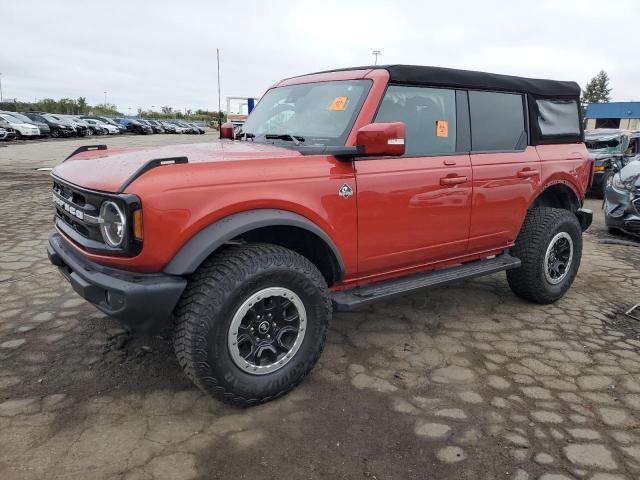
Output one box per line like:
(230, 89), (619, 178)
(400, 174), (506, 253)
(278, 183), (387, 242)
(52, 140), (302, 193)
(620, 159), (640, 186)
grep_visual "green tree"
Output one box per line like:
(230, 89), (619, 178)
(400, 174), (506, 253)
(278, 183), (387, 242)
(581, 70), (612, 108)
(77, 97), (88, 114)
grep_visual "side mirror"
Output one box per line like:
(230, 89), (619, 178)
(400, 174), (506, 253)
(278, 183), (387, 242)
(220, 122), (234, 139)
(356, 122), (405, 156)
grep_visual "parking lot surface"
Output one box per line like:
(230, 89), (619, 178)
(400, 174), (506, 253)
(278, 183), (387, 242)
(1, 135), (640, 480)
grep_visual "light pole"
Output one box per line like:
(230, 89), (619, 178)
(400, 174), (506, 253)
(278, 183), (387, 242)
(104, 91), (107, 106)
(0, 73), (3, 103)
(372, 50), (381, 65)
(217, 48), (222, 125)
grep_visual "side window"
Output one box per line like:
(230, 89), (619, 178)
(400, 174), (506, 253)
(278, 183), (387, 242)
(469, 91), (526, 151)
(375, 85), (456, 156)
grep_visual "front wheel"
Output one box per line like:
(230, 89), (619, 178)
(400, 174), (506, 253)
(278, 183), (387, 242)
(507, 207), (582, 304)
(172, 243), (331, 406)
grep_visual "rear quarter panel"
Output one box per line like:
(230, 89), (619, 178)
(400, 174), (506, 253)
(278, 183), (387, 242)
(535, 144), (591, 200)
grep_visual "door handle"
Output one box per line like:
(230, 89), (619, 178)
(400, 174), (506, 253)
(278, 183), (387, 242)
(517, 169), (539, 178)
(440, 175), (468, 186)
(443, 159), (457, 166)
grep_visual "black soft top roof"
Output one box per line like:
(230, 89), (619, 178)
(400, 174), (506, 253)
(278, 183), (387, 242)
(309, 65), (580, 98)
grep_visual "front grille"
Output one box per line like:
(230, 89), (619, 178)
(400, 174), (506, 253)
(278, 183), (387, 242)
(52, 180), (104, 244)
(52, 177), (141, 256)
(624, 219), (640, 234)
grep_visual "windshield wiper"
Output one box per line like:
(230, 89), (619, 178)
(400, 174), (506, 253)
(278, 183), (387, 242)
(263, 133), (305, 145)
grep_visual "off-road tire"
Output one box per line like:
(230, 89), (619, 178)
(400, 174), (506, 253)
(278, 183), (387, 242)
(172, 243), (331, 407)
(599, 172), (612, 199)
(507, 207), (582, 304)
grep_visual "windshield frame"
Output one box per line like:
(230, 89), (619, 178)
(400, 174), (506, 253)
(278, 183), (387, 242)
(241, 79), (373, 147)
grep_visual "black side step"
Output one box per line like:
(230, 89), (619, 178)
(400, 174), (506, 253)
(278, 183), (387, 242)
(330, 253), (521, 312)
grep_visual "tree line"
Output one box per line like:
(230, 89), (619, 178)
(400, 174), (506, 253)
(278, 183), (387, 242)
(0, 97), (225, 122)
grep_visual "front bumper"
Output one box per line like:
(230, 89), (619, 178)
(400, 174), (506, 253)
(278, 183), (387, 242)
(604, 185), (640, 236)
(576, 208), (593, 232)
(47, 233), (186, 332)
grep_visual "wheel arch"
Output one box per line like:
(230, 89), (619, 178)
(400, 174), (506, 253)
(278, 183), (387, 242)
(529, 182), (581, 212)
(163, 209), (345, 285)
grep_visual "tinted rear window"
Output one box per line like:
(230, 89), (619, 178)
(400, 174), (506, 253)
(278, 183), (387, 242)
(536, 99), (580, 138)
(469, 91), (526, 151)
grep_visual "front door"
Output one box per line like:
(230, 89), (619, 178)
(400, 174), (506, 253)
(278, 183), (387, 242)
(356, 85), (473, 276)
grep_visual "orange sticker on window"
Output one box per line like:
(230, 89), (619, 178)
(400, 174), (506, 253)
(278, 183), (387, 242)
(330, 96), (348, 111)
(436, 120), (449, 138)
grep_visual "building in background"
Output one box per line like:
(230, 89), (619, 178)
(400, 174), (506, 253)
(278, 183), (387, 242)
(585, 102), (640, 130)
(226, 96), (259, 126)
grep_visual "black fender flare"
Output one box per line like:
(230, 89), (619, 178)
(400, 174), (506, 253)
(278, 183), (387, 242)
(163, 209), (346, 278)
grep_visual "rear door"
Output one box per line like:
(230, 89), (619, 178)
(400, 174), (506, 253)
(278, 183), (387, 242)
(355, 86), (473, 276)
(467, 90), (541, 252)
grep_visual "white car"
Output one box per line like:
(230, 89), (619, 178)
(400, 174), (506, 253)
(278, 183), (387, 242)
(84, 118), (119, 135)
(0, 113), (40, 138)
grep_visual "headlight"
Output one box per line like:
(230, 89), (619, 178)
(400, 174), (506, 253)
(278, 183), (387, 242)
(99, 201), (126, 247)
(610, 173), (631, 193)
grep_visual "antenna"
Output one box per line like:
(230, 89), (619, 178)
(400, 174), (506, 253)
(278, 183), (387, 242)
(372, 50), (381, 65)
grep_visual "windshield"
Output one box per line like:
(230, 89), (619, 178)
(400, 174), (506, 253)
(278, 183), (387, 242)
(585, 138), (623, 154)
(241, 80), (371, 146)
(6, 112), (32, 123)
(0, 113), (23, 124)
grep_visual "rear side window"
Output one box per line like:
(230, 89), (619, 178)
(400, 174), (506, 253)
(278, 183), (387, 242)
(375, 85), (456, 156)
(536, 99), (580, 138)
(469, 91), (526, 151)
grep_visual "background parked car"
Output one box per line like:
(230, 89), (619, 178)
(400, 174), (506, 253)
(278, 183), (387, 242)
(0, 113), (40, 139)
(83, 118), (118, 135)
(604, 157), (640, 237)
(585, 129), (640, 198)
(81, 115), (127, 134)
(141, 119), (165, 133)
(186, 122), (205, 134)
(81, 118), (107, 135)
(23, 113), (75, 138)
(52, 115), (89, 136)
(159, 120), (179, 133)
(0, 111), (50, 137)
(116, 118), (153, 134)
(137, 119), (162, 133)
(172, 120), (197, 134)
(0, 126), (16, 140)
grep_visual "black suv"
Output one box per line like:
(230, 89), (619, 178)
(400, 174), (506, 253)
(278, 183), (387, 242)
(23, 113), (75, 138)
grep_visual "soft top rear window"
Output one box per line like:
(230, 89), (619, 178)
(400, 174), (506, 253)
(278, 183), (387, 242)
(536, 99), (580, 139)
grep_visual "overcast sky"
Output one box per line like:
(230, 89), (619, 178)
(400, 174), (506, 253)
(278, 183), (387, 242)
(2, 0), (639, 114)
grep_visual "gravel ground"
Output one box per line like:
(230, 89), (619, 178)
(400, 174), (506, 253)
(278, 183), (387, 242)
(1, 135), (640, 480)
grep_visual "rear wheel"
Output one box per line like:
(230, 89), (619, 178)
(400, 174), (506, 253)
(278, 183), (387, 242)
(507, 207), (582, 304)
(173, 243), (331, 406)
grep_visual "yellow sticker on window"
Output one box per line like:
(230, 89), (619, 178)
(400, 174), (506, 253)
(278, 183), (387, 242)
(330, 96), (348, 111)
(436, 120), (449, 138)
